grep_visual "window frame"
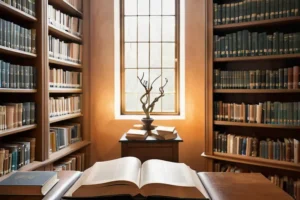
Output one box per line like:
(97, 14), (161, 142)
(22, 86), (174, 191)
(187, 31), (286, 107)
(120, 0), (181, 116)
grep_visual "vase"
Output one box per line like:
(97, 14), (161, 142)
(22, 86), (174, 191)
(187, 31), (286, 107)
(141, 118), (154, 131)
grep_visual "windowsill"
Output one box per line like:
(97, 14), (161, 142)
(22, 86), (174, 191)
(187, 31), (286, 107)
(115, 114), (185, 120)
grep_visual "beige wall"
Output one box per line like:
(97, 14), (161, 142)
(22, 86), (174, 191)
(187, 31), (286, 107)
(89, 0), (207, 171)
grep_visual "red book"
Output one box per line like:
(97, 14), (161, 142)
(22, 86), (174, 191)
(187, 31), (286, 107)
(293, 66), (299, 89)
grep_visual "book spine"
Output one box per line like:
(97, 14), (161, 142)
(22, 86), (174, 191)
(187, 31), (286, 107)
(274, 0), (279, 18)
(266, 0), (270, 19)
(230, 3), (235, 23)
(214, 3), (218, 25)
(261, 0), (266, 20)
(273, 32), (279, 55)
(235, 3), (239, 23)
(252, 0), (258, 21)
(279, 33), (284, 54)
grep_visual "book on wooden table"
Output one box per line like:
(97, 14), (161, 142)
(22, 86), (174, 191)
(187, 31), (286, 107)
(0, 171), (59, 195)
(155, 126), (176, 137)
(125, 129), (148, 140)
(151, 130), (178, 140)
(64, 157), (209, 199)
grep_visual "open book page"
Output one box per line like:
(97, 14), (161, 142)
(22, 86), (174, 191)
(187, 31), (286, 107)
(82, 157), (141, 187)
(189, 168), (210, 199)
(140, 159), (196, 188)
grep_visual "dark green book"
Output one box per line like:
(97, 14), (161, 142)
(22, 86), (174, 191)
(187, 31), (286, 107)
(29, 66), (33, 89)
(248, 32), (252, 56)
(287, 0), (291, 17)
(261, 0), (266, 20)
(238, 31), (243, 56)
(252, 0), (258, 21)
(279, 33), (284, 54)
(266, 70), (270, 88)
(263, 32), (268, 55)
(24, 66), (29, 89)
(275, 71), (279, 89)
(284, 68), (288, 89)
(222, 4), (226, 24)
(0, 60), (2, 88)
(293, 33), (298, 53)
(289, 33), (294, 54)
(243, 30), (249, 56)
(273, 32), (279, 55)
(225, 35), (229, 57)
(214, 3), (218, 25)
(284, 34), (289, 54)
(226, 4), (231, 24)
(253, 32), (259, 56)
(274, 0), (279, 18)
(239, 1), (244, 22)
(291, 0), (295, 16)
(278, 0), (283, 17)
(217, 5), (221, 25)
(217, 36), (221, 58)
(265, 0), (270, 18)
(230, 3), (235, 23)
(279, 68), (283, 89)
(270, 0), (275, 18)
(232, 33), (237, 57)
(261, 70), (266, 89)
(229, 34), (233, 57)
(7, 21), (10, 48)
(258, 33), (264, 55)
(214, 35), (218, 58)
(235, 2), (239, 23)
(247, 0), (252, 21)
(0, 19), (3, 46)
(257, 0), (261, 20)
(6, 62), (9, 88)
(295, 0), (300, 15)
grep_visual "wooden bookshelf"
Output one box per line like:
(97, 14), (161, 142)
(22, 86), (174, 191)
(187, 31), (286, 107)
(0, 124), (37, 138)
(0, 1), (37, 22)
(214, 121), (300, 129)
(48, 0), (83, 18)
(214, 16), (300, 31)
(214, 54), (300, 63)
(214, 89), (300, 93)
(0, 89), (37, 93)
(0, 45), (37, 58)
(49, 113), (83, 124)
(202, 152), (300, 172)
(49, 57), (82, 68)
(48, 24), (82, 43)
(49, 88), (82, 93)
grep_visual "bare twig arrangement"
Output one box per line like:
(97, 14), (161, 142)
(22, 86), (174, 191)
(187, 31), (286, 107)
(137, 73), (168, 119)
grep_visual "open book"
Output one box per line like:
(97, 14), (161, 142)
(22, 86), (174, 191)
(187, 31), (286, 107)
(65, 157), (209, 199)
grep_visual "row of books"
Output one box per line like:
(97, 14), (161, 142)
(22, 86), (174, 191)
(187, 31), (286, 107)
(214, 31), (300, 58)
(0, 137), (36, 176)
(48, 4), (83, 37)
(53, 152), (85, 171)
(213, 0), (300, 25)
(0, 102), (35, 130)
(0, 18), (36, 54)
(214, 132), (299, 163)
(48, 35), (82, 64)
(65, 0), (82, 12)
(214, 163), (299, 199)
(49, 123), (82, 154)
(0, 0), (36, 17)
(49, 95), (81, 118)
(49, 68), (82, 88)
(0, 60), (36, 89)
(214, 101), (300, 125)
(213, 66), (300, 89)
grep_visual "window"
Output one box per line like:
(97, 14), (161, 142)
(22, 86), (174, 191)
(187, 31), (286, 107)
(115, 0), (185, 119)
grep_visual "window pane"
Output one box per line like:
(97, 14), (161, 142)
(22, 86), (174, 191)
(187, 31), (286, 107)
(125, 69), (138, 92)
(125, 93), (138, 111)
(150, 93), (162, 112)
(138, 0), (149, 15)
(162, 69), (175, 93)
(137, 69), (149, 93)
(137, 93), (146, 112)
(150, 0), (161, 15)
(162, 0), (175, 15)
(125, 17), (137, 42)
(125, 0), (137, 15)
(162, 43), (175, 68)
(150, 69), (162, 92)
(162, 94), (175, 112)
(138, 16), (149, 41)
(138, 43), (149, 68)
(150, 16), (161, 41)
(125, 43), (137, 68)
(162, 16), (175, 41)
(150, 43), (161, 68)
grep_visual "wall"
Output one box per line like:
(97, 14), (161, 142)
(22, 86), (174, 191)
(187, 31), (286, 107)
(90, 0), (207, 171)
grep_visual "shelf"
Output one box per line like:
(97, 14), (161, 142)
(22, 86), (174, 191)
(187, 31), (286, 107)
(48, 0), (83, 18)
(49, 88), (82, 93)
(0, 124), (37, 138)
(49, 57), (82, 68)
(48, 24), (82, 43)
(214, 121), (300, 129)
(214, 16), (300, 31)
(202, 152), (300, 172)
(49, 140), (91, 163)
(49, 113), (82, 123)
(214, 54), (300, 63)
(0, 88), (37, 93)
(0, 1), (37, 22)
(0, 45), (37, 58)
(214, 89), (300, 93)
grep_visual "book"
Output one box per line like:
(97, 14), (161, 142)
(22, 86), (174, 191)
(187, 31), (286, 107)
(0, 0), (36, 17)
(64, 157), (209, 199)
(151, 130), (178, 140)
(155, 126), (176, 136)
(0, 171), (58, 195)
(126, 129), (148, 140)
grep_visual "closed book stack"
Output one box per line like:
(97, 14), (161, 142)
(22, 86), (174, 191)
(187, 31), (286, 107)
(151, 126), (177, 140)
(50, 123), (82, 153)
(125, 129), (148, 140)
(49, 95), (81, 118)
(49, 68), (82, 88)
(53, 152), (85, 171)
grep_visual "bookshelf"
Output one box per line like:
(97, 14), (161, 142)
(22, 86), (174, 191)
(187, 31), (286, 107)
(0, 0), (90, 176)
(203, 0), (300, 197)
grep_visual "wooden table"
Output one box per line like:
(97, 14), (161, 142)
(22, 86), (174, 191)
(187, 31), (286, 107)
(119, 133), (183, 163)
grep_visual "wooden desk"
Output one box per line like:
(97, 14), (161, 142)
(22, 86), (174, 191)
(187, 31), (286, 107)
(119, 133), (183, 163)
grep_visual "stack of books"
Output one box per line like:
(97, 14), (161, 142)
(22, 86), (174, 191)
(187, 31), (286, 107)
(125, 129), (148, 140)
(151, 126), (177, 140)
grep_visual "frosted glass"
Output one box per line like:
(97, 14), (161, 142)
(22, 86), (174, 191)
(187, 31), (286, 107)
(138, 43), (149, 68)
(125, 43), (137, 68)
(150, 69), (162, 92)
(162, 16), (175, 41)
(125, 93), (138, 111)
(125, 69), (138, 92)
(150, 43), (161, 68)
(150, 16), (161, 41)
(137, 69), (149, 93)
(162, 94), (175, 112)
(125, 17), (137, 42)
(150, 93), (162, 112)
(150, 0), (161, 15)
(162, 43), (175, 68)
(162, 69), (175, 93)
(162, 0), (175, 15)
(124, 0), (137, 15)
(138, 0), (149, 15)
(138, 16), (149, 41)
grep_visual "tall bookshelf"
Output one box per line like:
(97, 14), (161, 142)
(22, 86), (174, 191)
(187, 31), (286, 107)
(0, 0), (90, 180)
(203, 0), (300, 198)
